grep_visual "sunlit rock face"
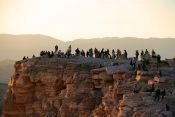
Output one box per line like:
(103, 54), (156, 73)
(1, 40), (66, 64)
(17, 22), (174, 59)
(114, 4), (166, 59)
(2, 57), (175, 117)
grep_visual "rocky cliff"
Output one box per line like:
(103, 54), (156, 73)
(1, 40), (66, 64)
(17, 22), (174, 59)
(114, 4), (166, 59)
(2, 57), (175, 117)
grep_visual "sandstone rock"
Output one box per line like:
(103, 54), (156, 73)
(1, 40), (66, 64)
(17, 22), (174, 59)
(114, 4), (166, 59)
(2, 57), (175, 117)
(161, 111), (174, 117)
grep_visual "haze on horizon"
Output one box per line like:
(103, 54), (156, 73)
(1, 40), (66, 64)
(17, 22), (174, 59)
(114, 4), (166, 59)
(0, 0), (175, 41)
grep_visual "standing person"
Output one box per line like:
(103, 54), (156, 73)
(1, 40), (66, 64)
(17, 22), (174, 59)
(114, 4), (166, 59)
(106, 49), (110, 58)
(112, 49), (115, 59)
(140, 50), (144, 59)
(94, 48), (98, 58)
(89, 48), (93, 57)
(81, 49), (85, 57)
(124, 50), (127, 59)
(152, 49), (156, 58)
(145, 49), (149, 55)
(86, 51), (89, 57)
(75, 48), (80, 56)
(135, 50), (139, 60)
(161, 89), (166, 100)
(116, 49), (121, 59)
(66, 45), (72, 57)
(101, 48), (104, 59)
(154, 87), (161, 102)
(54, 45), (59, 55)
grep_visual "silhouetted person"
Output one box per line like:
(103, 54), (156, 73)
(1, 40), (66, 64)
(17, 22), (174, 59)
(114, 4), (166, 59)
(133, 84), (139, 93)
(32, 54), (36, 58)
(112, 49), (115, 59)
(86, 51), (89, 57)
(141, 50), (144, 56)
(106, 49), (110, 58)
(161, 89), (166, 100)
(75, 48), (80, 56)
(89, 48), (93, 57)
(155, 88), (161, 102)
(51, 51), (54, 57)
(55, 45), (58, 52)
(137, 64), (141, 70)
(140, 50), (144, 59)
(157, 54), (161, 70)
(166, 104), (170, 111)
(135, 50), (139, 60)
(124, 50), (127, 59)
(23, 56), (26, 60)
(94, 48), (98, 58)
(157, 55), (161, 63)
(81, 49), (85, 57)
(101, 48), (104, 58)
(150, 84), (155, 92)
(145, 49), (149, 55)
(117, 49), (121, 59)
(152, 49), (156, 58)
(66, 45), (72, 57)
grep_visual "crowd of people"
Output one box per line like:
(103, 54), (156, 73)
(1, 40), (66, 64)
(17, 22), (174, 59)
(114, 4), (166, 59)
(23, 45), (161, 72)
(37, 45), (161, 60)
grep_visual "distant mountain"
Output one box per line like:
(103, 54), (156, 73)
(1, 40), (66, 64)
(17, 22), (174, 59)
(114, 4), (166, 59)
(0, 34), (175, 60)
(0, 59), (15, 83)
(67, 37), (175, 59)
(0, 34), (65, 60)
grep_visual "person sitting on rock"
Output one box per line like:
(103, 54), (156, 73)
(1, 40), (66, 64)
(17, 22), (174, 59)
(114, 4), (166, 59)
(23, 56), (26, 60)
(154, 87), (161, 102)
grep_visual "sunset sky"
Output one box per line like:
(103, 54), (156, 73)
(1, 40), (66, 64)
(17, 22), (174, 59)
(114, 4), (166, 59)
(0, 0), (175, 41)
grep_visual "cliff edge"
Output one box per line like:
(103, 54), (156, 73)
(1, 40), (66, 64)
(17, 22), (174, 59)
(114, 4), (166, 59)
(1, 57), (175, 117)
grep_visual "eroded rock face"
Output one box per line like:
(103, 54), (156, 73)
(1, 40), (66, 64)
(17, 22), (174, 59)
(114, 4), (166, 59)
(2, 57), (175, 117)
(2, 58), (101, 117)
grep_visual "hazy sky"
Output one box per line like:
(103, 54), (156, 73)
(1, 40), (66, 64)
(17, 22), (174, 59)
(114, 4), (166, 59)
(0, 0), (175, 41)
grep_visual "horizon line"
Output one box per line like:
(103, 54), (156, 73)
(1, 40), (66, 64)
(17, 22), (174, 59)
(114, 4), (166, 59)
(0, 33), (175, 42)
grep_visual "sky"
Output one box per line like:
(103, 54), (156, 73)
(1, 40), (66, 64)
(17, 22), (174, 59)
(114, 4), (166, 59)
(0, 0), (175, 41)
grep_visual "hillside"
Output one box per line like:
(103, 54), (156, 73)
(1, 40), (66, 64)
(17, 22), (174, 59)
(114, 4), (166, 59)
(0, 35), (175, 60)
(0, 60), (15, 83)
(0, 34), (65, 60)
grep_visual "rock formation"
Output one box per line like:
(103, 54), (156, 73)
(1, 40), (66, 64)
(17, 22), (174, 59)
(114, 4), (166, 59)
(1, 57), (175, 117)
